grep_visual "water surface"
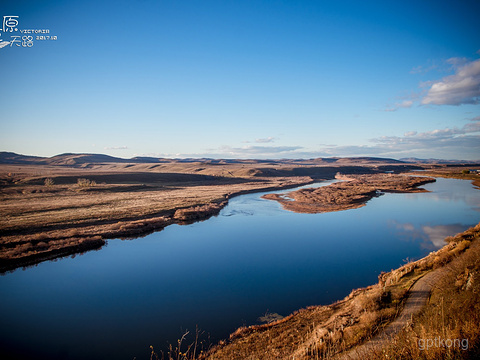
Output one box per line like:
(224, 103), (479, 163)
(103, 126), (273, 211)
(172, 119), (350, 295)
(0, 178), (479, 360)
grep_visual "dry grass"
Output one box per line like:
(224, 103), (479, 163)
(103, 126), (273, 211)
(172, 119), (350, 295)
(368, 229), (480, 360)
(203, 280), (400, 359)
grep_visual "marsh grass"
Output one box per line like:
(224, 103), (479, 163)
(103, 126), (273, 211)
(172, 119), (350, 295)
(148, 327), (212, 360)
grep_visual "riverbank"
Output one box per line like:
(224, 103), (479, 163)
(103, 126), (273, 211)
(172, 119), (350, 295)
(2, 159), (479, 359)
(262, 174), (436, 213)
(406, 167), (480, 189)
(0, 167), (312, 272)
(1, 157), (429, 272)
(203, 222), (480, 360)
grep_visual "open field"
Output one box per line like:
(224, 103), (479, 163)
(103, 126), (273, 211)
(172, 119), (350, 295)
(262, 173), (436, 213)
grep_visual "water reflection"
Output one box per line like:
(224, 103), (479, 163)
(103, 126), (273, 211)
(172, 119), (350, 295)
(423, 179), (480, 211)
(0, 178), (478, 360)
(222, 209), (254, 217)
(389, 221), (474, 249)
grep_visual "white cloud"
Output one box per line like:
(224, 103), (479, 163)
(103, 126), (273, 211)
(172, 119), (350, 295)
(215, 145), (302, 157)
(410, 61), (439, 75)
(384, 95), (419, 112)
(312, 120), (480, 160)
(446, 56), (469, 68)
(160, 145), (305, 159)
(388, 54), (480, 110)
(104, 146), (128, 150)
(464, 121), (480, 133)
(243, 136), (277, 144)
(136, 121), (480, 160)
(421, 56), (480, 105)
(255, 137), (276, 143)
(399, 100), (413, 108)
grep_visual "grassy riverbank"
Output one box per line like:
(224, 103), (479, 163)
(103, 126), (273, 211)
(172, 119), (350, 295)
(199, 223), (480, 360)
(368, 228), (480, 360)
(0, 163), (311, 272)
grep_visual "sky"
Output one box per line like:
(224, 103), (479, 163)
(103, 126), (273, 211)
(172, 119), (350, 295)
(0, 0), (479, 160)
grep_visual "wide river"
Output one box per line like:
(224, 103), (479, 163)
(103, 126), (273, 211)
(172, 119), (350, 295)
(1, 177), (479, 360)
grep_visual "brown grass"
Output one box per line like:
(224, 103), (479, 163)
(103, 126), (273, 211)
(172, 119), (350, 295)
(367, 229), (480, 360)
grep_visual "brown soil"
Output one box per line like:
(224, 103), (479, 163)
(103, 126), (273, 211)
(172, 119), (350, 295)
(262, 174), (436, 213)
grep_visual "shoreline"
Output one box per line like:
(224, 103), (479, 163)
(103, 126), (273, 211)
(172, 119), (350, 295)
(1, 167), (475, 273)
(0, 177), (315, 273)
(204, 222), (480, 359)
(2, 161), (479, 358)
(262, 174), (436, 214)
(202, 173), (480, 359)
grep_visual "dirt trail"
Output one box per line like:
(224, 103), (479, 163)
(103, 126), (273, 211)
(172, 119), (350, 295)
(336, 268), (446, 359)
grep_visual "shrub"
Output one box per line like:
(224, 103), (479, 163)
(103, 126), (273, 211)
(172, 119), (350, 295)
(44, 178), (54, 187)
(77, 178), (96, 187)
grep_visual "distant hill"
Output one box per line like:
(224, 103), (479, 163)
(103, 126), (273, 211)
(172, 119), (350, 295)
(320, 157), (406, 164)
(400, 157), (480, 165)
(0, 152), (165, 166)
(0, 152), (48, 165)
(0, 152), (129, 166)
(0, 151), (474, 167)
(47, 153), (132, 166)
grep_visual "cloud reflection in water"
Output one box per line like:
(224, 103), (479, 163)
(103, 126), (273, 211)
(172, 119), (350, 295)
(389, 221), (474, 250)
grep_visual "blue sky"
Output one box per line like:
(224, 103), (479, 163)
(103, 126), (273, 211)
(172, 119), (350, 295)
(1, 0), (479, 160)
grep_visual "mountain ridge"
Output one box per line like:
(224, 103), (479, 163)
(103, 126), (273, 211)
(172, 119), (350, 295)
(0, 151), (411, 166)
(1, 151), (477, 166)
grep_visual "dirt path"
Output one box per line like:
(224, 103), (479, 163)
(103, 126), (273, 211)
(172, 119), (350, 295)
(336, 268), (446, 359)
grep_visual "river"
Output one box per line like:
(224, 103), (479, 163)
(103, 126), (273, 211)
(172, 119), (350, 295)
(0, 177), (479, 360)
